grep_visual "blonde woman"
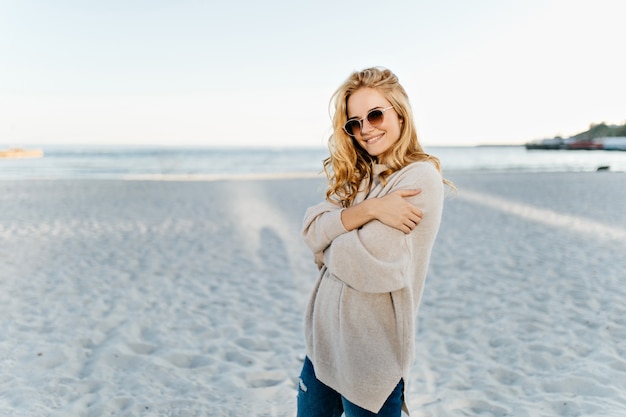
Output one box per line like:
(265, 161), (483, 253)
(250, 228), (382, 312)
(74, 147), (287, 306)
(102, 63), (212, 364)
(298, 67), (449, 417)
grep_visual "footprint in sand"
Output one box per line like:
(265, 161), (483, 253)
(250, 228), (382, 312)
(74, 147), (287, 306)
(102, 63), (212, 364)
(235, 336), (272, 352)
(245, 370), (289, 389)
(488, 366), (522, 386)
(164, 353), (214, 369)
(224, 350), (255, 367)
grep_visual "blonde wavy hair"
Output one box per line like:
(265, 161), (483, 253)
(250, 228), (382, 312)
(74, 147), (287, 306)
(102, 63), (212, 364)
(324, 67), (450, 207)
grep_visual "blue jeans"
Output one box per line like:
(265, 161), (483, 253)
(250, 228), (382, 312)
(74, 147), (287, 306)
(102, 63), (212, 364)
(297, 357), (404, 417)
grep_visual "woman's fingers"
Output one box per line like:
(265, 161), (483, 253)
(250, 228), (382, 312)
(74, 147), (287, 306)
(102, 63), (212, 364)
(377, 189), (424, 233)
(407, 209), (423, 226)
(402, 210), (424, 233)
(400, 217), (417, 234)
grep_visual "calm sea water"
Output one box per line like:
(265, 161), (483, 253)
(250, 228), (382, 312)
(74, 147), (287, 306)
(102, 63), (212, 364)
(1, 145), (626, 179)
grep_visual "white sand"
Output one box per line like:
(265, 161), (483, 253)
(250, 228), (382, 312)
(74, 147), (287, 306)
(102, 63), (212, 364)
(1, 172), (625, 416)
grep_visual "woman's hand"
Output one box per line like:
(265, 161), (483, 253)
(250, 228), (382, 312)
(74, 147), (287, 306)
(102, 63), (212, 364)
(340, 189), (423, 234)
(373, 189), (423, 234)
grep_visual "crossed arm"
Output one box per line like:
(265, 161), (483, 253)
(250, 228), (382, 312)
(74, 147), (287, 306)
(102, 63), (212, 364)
(302, 188), (424, 271)
(340, 188), (423, 234)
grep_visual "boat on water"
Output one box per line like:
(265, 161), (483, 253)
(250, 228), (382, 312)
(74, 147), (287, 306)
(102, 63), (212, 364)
(0, 148), (44, 159)
(603, 137), (626, 151)
(525, 137), (565, 150)
(566, 138), (604, 150)
(525, 136), (626, 151)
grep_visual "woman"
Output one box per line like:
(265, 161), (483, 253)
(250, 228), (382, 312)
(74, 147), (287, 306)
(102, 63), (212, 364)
(298, 67), (449, 417)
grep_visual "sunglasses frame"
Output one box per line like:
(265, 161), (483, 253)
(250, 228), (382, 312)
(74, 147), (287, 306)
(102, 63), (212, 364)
(343, 106), (395, 137)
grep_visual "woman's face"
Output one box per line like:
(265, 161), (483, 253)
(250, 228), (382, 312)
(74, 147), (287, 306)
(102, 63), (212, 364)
(346, 87), (402, 159)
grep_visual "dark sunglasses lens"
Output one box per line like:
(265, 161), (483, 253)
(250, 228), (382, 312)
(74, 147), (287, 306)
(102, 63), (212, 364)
(344, 120), (360, 136)
(367, 109), (384, 126)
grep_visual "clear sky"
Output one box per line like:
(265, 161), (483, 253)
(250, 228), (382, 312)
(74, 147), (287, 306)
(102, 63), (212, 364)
(1, 0), (625, 148)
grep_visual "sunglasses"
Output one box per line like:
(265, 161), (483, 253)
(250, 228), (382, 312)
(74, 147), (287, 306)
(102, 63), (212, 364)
(343, 106), (394, 137)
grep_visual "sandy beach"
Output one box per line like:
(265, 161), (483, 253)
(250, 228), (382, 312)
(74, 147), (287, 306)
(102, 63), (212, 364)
(1, 171), (625, 416)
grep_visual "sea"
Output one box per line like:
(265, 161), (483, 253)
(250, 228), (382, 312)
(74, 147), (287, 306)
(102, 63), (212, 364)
(1, 145), (626, 180)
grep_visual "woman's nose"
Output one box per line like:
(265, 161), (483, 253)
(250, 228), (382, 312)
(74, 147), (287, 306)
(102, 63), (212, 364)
(361, 118), (375, 134)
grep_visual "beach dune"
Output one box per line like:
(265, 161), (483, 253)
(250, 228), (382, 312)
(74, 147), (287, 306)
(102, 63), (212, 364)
(1, 172), (625, 416)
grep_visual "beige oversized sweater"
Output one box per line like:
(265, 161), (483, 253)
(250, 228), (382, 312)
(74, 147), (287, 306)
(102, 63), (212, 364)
(301, 161), (444, 413)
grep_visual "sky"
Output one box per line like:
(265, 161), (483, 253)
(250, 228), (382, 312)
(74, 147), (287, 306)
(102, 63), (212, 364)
(1, 0), (625, 148)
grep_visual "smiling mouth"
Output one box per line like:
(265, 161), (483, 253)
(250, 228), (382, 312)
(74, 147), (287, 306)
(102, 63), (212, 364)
(364, 134), (384, 145)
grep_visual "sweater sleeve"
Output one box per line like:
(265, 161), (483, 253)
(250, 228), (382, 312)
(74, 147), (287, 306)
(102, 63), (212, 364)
(324, 163), (444, 293)
(301, 199), (348, 255)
